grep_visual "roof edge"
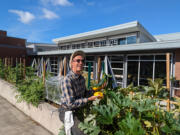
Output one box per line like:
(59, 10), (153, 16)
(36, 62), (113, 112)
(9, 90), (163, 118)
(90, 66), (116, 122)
(52, 21), (139, 43)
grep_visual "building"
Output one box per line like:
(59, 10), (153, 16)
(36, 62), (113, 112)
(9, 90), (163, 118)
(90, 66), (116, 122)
(0, 30), (26, 58)
(26, 42), (58, 55)
(31, 21), (180, 96)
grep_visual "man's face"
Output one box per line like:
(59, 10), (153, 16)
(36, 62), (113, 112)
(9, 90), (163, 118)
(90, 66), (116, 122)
(71, 55), (84, 74)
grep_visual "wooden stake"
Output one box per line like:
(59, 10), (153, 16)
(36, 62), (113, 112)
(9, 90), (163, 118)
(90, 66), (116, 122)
(16, 57), (18, 67)
(23, 58), (26, 79)
(59, 57), (63, 76)
(11, 57), (13, 67)
(64, 57), (67, 76)
(8, 57), (11, 67)
(166, 53), (170, 111)
(20, 57), (22, 76)
(43, 61), (46, 85)
(5, 58), (7, 67)
(97, 57), (101, 83)
(166, 53), (170, 90)
(166, 99), (170, 111)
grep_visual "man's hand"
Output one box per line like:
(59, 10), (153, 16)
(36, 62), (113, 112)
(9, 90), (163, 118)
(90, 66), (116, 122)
(88, 96), (99, 101)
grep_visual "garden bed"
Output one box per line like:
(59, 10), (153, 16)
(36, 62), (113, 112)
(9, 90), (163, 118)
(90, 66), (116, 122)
(0, 78), (63, 135)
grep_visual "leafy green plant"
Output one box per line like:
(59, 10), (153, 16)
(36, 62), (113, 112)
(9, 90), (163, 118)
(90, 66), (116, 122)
(93, 101), (120, 125)
(78, 122), (101, 135)
(0, 59), (5, 79)
(78, 75), (180, 135)
(118, 113), (145, 135)
(143, 78), (168, 98)
(5, 66), (17, 83)
(16, 76), (45, 107)
(0, 61), (45, 107)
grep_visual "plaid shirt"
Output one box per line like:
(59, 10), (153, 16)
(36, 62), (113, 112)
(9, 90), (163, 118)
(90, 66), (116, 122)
(60, 70), (93, 109)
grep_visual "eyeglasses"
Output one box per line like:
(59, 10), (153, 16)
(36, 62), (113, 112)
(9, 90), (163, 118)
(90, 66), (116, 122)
(73, 59), (85, 63)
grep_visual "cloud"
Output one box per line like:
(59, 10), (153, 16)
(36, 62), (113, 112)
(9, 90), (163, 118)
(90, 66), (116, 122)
(42, 8), (59, 19)
(40, 0), (72, 6)
(9, 9), (35, 24)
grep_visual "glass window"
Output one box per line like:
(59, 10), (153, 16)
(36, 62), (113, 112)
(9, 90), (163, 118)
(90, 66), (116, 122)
(140, 56), (154, 60)
(100, 40), (107, 46)
(118, 38), (126, 45)
(94, 41), (100, 47)
(110, 39), (118, 45)
(127, 54), (171, 87)
(155, 61), (166, 85)
(155, 55), (166, 60)
(37, 48), (43, 52)
(127, 61), (138, 86)
(86, 56), (94, 61)
(77, 44), (80, 49)
(88, 42), (93, 48)
(66, 45), (70, 50)
(139, 61), (153, 85)
(72, 44), (76, 49)
(127, 36), (136, 44)
(128, 56), (139, 60)
(81, 43), (86, 48)
(60, 46), (66, 50)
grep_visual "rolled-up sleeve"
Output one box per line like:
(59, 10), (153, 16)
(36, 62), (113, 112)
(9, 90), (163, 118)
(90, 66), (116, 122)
(61, 77), (88, 109)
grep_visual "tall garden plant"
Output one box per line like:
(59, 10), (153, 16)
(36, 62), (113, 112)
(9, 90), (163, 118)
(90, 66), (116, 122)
(77, 76), (180, 135)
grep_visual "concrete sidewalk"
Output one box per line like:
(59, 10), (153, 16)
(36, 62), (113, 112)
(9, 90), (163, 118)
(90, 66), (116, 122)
(0, 96), (53, 135)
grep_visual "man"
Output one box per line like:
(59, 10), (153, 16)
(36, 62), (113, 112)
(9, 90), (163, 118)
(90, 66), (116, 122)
(59, 50), (99, 135)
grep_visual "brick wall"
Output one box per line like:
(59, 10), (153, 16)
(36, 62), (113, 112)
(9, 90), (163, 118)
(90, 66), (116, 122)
(0, 36), (26, 47)
(0, 30), (27, 57)
(175, 49), (180, 80)
(0, 30), (7, 36)
(0, 47), (26, 57)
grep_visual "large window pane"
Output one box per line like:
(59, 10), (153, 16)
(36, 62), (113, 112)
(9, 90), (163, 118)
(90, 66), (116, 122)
(139, 62), (153, 85)
(155, 61), (166, 85)
(94, 41), (100, 47)
(88, 42), (93, 48)
(140, 56), (154, 60)
(127, 61), (138, 86)
(156, 55), (166, 60)
(128, 56), (139, 60)
(118, 38), (126, 45)
(127, 36), (136, 44)
(100, 40), (107, 46)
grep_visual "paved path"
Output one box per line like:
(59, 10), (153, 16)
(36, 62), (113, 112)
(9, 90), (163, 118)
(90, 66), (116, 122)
(0, 96), (53, 135)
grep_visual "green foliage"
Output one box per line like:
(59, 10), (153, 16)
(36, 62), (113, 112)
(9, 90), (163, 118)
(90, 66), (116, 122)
(58, 126), (66, 135)
(0, 59), (5, 79)
(0, 60), (45, 107)
(160, 111), (180, 134)
(143, 78), (168, 98)
(16, 76), (45, 107)
(118, 113), (145, 135)
(93, 101), (120, 125)
(78, 75), (180, 135)
(5, 66), (17, 83)
(78, 122), (101, 135)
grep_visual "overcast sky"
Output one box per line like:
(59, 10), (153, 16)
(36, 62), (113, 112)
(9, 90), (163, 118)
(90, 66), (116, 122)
(0, 0), (180, 43)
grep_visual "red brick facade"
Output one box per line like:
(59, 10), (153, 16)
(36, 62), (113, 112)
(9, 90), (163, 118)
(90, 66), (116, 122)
(0, 30), (26, 58)
(175, 49), (180, 80)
